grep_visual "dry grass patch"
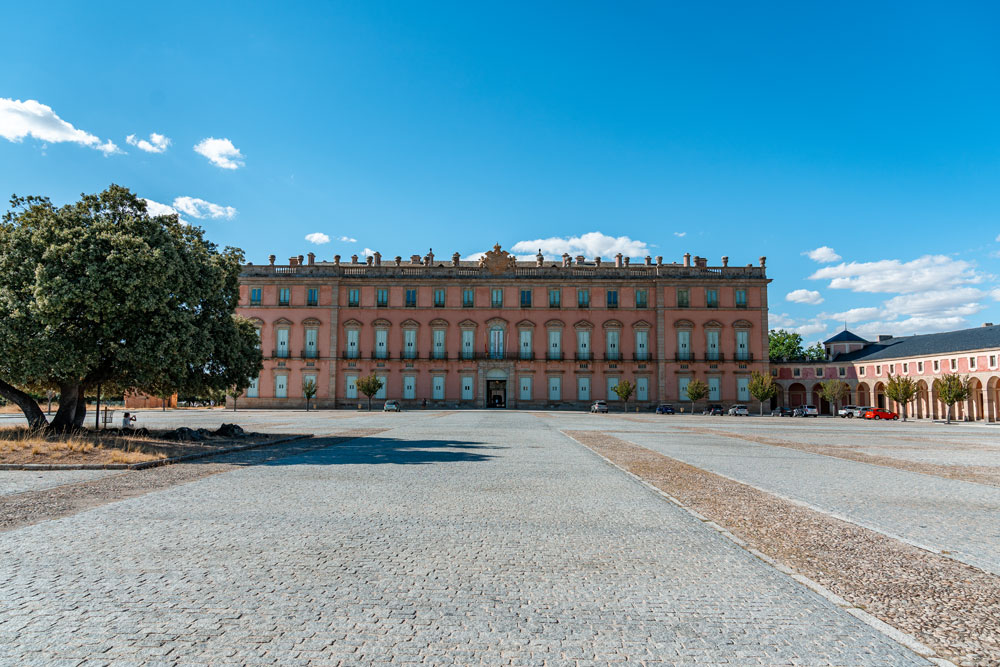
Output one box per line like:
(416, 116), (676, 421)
(0, 428), (167, 465)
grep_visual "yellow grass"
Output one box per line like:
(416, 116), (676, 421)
(0, 428), (167, 465)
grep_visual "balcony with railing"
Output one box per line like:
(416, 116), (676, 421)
(576, 351), (592, 361)
(342, 349), (360, 359)
(274, 348), (289, 359)
(302, 349), (319, 359)
(547, 351), (563, 361)
(633, 352), (650, 361)
(519, 351), (534, 361)
(605, 351), (621, 361)
(675, 352), (693, 362)
(432, 350), (447, 360)
(735, 352), (754, 361)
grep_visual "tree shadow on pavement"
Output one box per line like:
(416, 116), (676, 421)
(261, 436), (502, 466)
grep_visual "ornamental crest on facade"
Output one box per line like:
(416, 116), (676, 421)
(480, 243), (516, 275)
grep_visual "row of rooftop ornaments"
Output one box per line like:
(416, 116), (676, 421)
(254, 250), (767, 269)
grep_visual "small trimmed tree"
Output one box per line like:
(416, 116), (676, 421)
(748, 371), (778, 416)
(612, 380), (636, 413)
(302, 378), (318, 412)
(935, 374), (970, 424)
(884, 374), (917, 421)
(356, 373), (383, 412)
(685, 379), (709, 413)
(818, 379), (849, 416)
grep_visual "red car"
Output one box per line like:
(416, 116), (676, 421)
(864, 408), (899, 420)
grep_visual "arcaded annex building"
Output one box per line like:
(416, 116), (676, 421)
(235, 245), (770, 410)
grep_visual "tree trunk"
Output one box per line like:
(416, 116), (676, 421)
(0, 378), (48, 430)
(49, 383), (80, 431)
(73, 393), (87, 429)
(946, 403), (951, 424)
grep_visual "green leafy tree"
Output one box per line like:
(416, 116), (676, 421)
(884, 374), (917, 421)
(356, 373), (383, 411)
(934, 374), (970, 424)
(612, 379), (635, 413)
(0, 185), (262, 431)
(818, 379), (849, 415)
(768, 329), (805, 361)
(804, 343), (827, 361)
(747, 371), (778, 415)
(302, 378), (318, 411)
(685, 378), (709, 413)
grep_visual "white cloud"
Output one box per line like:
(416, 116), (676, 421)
(768, 312), (796, 328)
(786, 289), (824, 305)
(791, 322), (828, 337)
(828, 306), (882, 323)
(193, 137), (244, 169)
(803, 246), (841, 263)
(126, 132), (170, 153)
(809, 255), (983, 293)
(142, 199), (188, 225)
(852, 316), (968, 338)
(996, 233), (1000, 242)
(509, 231), (650, 259)
(992, 288), (1000, 301)
(338, 235), (358, 243)
(361, 248), (376, 257)
(673, 232), (686, 238)
(305, 232), (330, 245)
(171, 196), (236, 220)
(881, 288), (986, 319)
(0, 97), (121, 155)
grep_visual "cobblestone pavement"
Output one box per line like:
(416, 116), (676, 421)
(0, 411), (930, 665)
(607, 423), (1000, 576)
(0, 469), (122, 497)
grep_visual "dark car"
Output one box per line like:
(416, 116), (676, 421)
(771, 406), (793, 417)
(703, 404), (724, 416)
(656, 403), (675, 414)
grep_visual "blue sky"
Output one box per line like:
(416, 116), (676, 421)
(2, 1), (999, 343)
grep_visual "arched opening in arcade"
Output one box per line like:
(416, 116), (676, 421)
(915, 380), (929, 419)
(855, 382), (871, 407)
(788, 382), (807, 408)
(874, 382), (886, 409)
(810, 383), (830, 415)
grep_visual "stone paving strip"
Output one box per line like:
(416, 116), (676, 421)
(674, 425), (1000, 487)
(0, 428), (387, 533)
(565, 430), (999, 667)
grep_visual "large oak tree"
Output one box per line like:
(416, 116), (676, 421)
(0, 185), (262, 430)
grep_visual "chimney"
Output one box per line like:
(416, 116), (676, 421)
(288, 256), (299, 266)
(452, 252), (460, 266)
(623, 256), (630, 266)
(374, 251), (382, 266)
(878, 334), (893, 342)
(645, 255), (652, 266)
(759, 256), (767, 268)
(366, 255), (373, 266)
(268, 254), (276, 265)
(410, 254), (421, 265)
(307, 252), (315, 266)
(683, 253), (691, 267)
(985, 322), (994, 327)
(298, 255), (304, 266)
(333, 254), (341, 266)
(595, 256), (602, 267)
(655, 256), (663, 266)
(576, 255), (585, 264)
(614, 253), (623, 267)
(695, 256), (707, 268)
(536, 249), (544, 267)
(721, 256), (728, 267)
(562, 253), (571, 267)
(394, 256), (402, 266)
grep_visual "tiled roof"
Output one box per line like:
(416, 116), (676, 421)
(835, 325), (1000, 362)
(824, 330), (869, 344)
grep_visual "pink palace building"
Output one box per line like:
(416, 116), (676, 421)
(234, 245), (771, 410)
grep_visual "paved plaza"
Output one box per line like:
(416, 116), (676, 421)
(3, 410), (998, 665)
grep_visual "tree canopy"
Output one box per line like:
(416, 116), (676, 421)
(934, 374), (970, 424)
(611, 379), (635, 412)
(747, 371), (778, 415)
(769, 329), (827, 362)
(0, 185), (262, 430)
(884, 374), (917, 421)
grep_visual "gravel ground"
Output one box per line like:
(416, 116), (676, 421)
(0, 429), (386, 533)
(676, 425), (1000, 487)
(566, 429), (1000, 667)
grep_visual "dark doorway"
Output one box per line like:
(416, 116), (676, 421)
(487, 380), (507, 408)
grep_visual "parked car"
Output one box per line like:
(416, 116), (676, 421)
(656, 403), (675, 414)
(703, 404), (724, 416)
(383, 400), (401, 412)
(590, 400), (609, 413)
(838, 405), (859, 418)
(853, 406), (874, 418)
(728, 404), (749, 416)
(793, 405), (819, 417)
(771, 406), (793, 417)
(864, 407), (899, 420)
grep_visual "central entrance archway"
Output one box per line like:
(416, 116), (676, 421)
(486, 369), (507, 408)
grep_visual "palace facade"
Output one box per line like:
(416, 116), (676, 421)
(234, 245), (770, 410)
